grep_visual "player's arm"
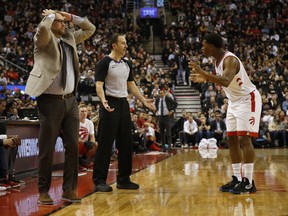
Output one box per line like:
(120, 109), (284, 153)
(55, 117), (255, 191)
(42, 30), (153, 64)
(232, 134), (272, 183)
(221, 57), (240, 87)
(189, 56), (239, 87)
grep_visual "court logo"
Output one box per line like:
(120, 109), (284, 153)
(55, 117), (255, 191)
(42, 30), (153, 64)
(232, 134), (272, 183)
(249, 116), (255, 125)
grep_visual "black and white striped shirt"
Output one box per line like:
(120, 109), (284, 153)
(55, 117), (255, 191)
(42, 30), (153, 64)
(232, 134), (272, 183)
(95, 56), (134, 98)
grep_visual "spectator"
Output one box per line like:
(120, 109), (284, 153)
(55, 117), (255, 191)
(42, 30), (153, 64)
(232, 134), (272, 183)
(86, 104), (94, 119)
(262, 109), (275, 124)
(253, 119), (271, 148)
(155, 89), (178, 152)
(175, 50), (189, 85)
(0, 99), (22, 190)
(197, 113), (211, 141)
(268, 113), (286, 147)
(78, 104), (98, 170)
(281, 93), (288, 115)
(183, 115), (198, 148)
(144, 115), (161, 151)
(205, 85), (217, 102)
(210, 110), (227, 146)
(173, 109), (187, 146)
(3, 99), (19, 120)
(131, 114), (145, 153)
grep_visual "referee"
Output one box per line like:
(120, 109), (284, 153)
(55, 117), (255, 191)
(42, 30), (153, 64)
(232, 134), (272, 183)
(93, 33), (156, 192)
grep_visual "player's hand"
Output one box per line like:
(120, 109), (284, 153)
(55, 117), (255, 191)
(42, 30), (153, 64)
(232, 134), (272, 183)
(189, 61), (203, 74)
(189, 73), (206, 83)
(189, 61), (207, 82)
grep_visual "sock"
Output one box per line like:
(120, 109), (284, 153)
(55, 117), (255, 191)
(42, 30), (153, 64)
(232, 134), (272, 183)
(232, 163), (242, 181)
(243, 163), (254, 184)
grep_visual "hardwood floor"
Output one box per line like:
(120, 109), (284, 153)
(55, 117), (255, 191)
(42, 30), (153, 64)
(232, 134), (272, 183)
(1, 148), (288, 215)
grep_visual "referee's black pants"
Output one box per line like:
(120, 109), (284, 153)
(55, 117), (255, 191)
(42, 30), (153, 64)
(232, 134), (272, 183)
(93, 96), (132, 184)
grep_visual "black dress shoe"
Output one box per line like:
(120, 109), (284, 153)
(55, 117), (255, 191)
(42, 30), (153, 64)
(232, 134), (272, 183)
(38, 192), (53, 205)
(116, 181), (139, 190)
(94, 183), (113, 192)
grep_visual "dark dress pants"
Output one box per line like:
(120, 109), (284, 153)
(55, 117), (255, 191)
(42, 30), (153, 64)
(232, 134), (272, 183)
(8, 147), (18, 178)
(184, 132), (198, 146)
(93, 97), (132, 184)
(37, 95), (79, 193)
(0, 146), (8, 179)
(0, 144), (17, 180)
(158, 115), (172, 149)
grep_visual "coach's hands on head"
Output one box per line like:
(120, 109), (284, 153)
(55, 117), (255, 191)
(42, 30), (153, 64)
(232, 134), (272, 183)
(42, 9), (56, 17)
(42, 9), (72, 22)
(59, 11), (73, 22)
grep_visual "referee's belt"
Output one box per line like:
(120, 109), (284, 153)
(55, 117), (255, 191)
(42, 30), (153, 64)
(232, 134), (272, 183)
(106, 96), (127, 100)
(40, 93), (74, 100)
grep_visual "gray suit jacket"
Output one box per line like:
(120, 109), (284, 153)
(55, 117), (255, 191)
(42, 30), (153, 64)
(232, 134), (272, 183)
(25, 16), (95, 97)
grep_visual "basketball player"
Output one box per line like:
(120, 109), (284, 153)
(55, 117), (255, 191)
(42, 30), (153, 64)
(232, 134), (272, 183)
(189, 32), (262, 194)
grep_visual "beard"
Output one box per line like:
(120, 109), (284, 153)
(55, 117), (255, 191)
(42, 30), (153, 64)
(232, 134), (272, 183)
(52, 28), (65, 37)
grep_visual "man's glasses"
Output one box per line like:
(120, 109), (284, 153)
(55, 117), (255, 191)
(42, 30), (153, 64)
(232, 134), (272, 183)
(54, 19), (66, 24)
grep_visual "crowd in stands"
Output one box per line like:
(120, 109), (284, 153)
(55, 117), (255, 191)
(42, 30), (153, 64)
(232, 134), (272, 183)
(0, 0), (287, 166)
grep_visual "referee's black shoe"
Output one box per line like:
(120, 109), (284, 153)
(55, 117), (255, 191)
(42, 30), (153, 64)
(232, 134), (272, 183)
(116, 181), (139, 190)
(94, 183), (113, 192)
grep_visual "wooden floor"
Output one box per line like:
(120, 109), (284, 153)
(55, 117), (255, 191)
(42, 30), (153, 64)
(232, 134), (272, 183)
(1, 148), (288, 216)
